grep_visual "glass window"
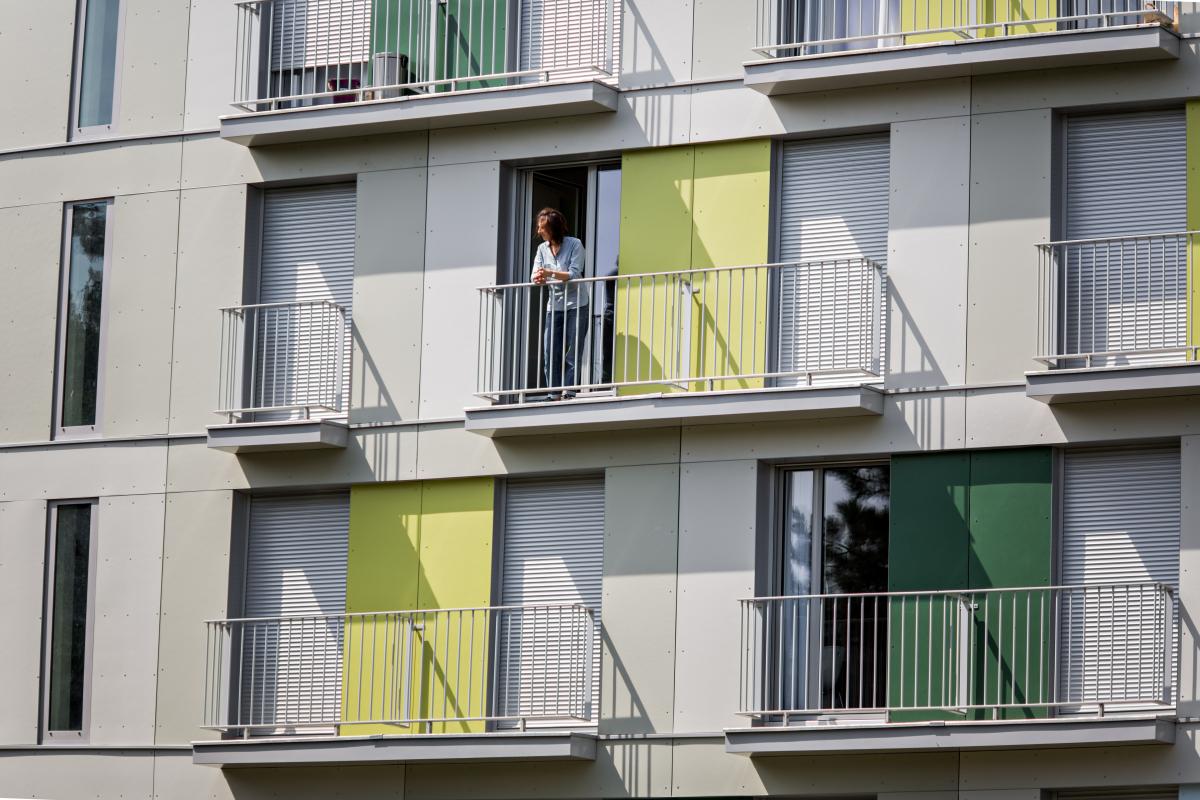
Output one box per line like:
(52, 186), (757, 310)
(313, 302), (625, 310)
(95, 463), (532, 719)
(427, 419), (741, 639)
(74, 0), (122, 132)
(774, 465), (889, 713)
(46, 502), (95, 735)
(58, 201), (110, 432)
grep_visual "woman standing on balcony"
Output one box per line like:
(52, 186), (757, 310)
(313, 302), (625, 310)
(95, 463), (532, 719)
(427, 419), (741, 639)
(532, 207), (589, 400)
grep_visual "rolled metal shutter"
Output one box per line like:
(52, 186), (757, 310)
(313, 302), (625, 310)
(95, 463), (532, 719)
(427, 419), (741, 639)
(258, 184), (356, 420)
(1063, 111), (1187, 362)
(776, 134), (889, 386)
(518, 0), (620, 81)
(269, 0), (371, 71)
(242, 493), (350, 731)
(498, 475), (604, 726)
(1059, 446), (1179, 709)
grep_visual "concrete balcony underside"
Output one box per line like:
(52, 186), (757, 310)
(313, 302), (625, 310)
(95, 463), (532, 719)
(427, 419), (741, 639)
(220, 80), (618, 146)
(464, 384), (885, 437)
(206, 419), (349, 453)
(192, 731), (597, 768)
(1025, 363), (1200, 403)
(744, 24), (1179, 95)
(725, 714), (1175, 756)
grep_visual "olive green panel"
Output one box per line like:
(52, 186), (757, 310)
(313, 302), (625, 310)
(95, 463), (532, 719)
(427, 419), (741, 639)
(614, 142), (771, 393)
(341, 478), (494, 736)
(900, 0), (1057, 43)
(888, 453), (969, 722)
(615, 146), (695, 393)
(1187, 100), (1200, 361)
(415, 478), (494, 733)
(689, 141), (772, 391)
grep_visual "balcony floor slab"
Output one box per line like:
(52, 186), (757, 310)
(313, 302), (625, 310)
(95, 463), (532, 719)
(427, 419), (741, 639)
(220, 79), (618, 146)
(192, 731), (598, 767)
(744, 24), (1178, 95)
(206, 419), (349, 453)
(464, 384), (885, 437)
(1025, 362), (1200, 404)
(725, 714), (1175, 756)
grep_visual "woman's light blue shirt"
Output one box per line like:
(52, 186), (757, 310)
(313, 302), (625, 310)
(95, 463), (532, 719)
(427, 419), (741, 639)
(533, 236), (590, 311)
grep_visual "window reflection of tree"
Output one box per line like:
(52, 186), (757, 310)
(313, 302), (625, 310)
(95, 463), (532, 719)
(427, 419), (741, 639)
(63, 203), (106, 427)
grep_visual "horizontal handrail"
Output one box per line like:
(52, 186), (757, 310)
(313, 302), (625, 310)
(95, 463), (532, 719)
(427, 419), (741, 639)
(755, 0), (1173, 57)
(204, 603), (597, 733)
(216, 300), (350, 420)
(739, 582), (1176, 719)
(1036, 231), (1196, 369)
(233, 0), (618, 110)
(476, 258), (886, 402)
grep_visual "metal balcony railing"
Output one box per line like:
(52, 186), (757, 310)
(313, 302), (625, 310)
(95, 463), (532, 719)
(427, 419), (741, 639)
(232, 0), (618, 112)
(739, 582), (1176, 722)
(203, 603), (595, 734)
(216, 300), (350, 421)
(754, 0), (1174, 58)
(476, 259), (885, 403)
(1036, 231), (1199, 369)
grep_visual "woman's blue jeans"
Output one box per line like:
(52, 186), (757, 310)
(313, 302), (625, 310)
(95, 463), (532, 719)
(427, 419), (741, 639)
(543, 307), (588, 393)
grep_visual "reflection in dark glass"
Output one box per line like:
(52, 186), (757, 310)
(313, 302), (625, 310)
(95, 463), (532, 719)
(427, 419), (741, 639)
(77, 0), (121, 129)
(61, 203), (107, 429)
(48, 504), (92, 732)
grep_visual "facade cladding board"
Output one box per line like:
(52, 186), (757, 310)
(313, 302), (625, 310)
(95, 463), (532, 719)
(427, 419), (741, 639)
(615, 140), (771, 392)
(1190, 99), (1200, 359)
(343, 479), (493, 735)
(889, 449), (1052, 721)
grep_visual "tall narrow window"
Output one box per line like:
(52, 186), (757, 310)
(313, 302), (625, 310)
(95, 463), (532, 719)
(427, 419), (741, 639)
(57, 201), (111, 435)
(773, 465), (889, 714)
(44, 502), (97, 737)
(73, 0), (122, 135)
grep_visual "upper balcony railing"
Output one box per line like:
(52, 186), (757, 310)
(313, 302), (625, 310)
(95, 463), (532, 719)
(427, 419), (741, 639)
(203, 603), (595, 734)
(232, 0), (618, 112)
(216, 300), (350, 421)
(1036, 231), (1199, 369)
(753, 0), (1174, 59)
(739, 582), (1175, 722)
(475, 259), (885, 404)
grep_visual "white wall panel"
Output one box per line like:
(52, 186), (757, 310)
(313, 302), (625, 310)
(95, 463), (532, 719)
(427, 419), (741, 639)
(101, 191), (180, 437)
(601, 463), (678, 734)
(691, 0), (757, 80)
(0, 441), (167, 503)
(168, 185), (248, 434)
(0, 139), (183, 209)
(0, 753), (154, 800)
(1179, 435), (1200, 713)
(673, 460), (756, 732)
(351, 168), (427, 425)
(0, 500), (47, 745)
(89, 493), (164, 745)
(886, 116), (970, 390)
(620, 0), (693, 88)
(117, 0), (190, 136)
(965, 109), (1052, 384)
(155, 490), (233, 744)
(0, 204), (62, 444)
(0, 1), (74, 149)
(182, 0), (237, 131)
(418, 161), (500, 418)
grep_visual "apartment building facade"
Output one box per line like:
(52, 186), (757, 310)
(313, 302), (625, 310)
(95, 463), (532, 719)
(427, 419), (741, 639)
(1, 0), (1199, 798)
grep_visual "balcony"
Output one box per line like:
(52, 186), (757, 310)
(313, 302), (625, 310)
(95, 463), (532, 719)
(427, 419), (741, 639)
(744, 0), (1180, 95)
(194, 603), (598, 766)
(207, 301), (352, 452)
(727, 583), (1177, 755)
(465, 260), (887, 436)
(221, 0), (620, 145)
(1026, 232), (1200, 403)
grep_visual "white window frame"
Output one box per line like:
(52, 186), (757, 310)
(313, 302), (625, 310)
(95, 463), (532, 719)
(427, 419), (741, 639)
(54, 199), (114, 440)
(41, 499), (100, 743)
(69, 0), (126, 141)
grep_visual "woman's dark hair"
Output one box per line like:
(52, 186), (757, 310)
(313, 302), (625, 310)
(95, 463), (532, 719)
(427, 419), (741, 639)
(537, 207), (568, 243)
